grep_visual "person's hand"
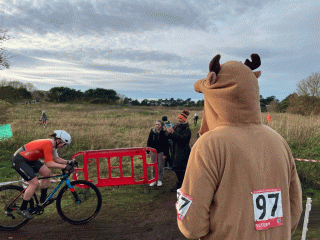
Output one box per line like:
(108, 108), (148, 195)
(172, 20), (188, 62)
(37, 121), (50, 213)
(67, 160), (78, 167)
(64, 163), (74, 172)
(73, 160), (79, 168)
(167, 128), (174, 134)
(163, 156), (167, 160)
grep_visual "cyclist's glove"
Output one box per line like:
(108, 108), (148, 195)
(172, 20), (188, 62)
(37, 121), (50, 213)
(64, 163), (74, 172)
(73, 160), (79, 168)
(67, 160), (79, 168)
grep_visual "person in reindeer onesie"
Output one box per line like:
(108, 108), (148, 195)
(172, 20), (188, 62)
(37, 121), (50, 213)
(176, 54), (302, 239)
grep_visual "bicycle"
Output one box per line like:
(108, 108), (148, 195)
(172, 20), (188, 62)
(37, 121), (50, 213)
(0, 164), (102, 231)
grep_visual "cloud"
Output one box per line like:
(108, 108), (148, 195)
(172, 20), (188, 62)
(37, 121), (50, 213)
(17, 47), (181, 63)
(0, 0), (281, 36)
(1, 0), (319, 102)
(0, 1), (206, 34)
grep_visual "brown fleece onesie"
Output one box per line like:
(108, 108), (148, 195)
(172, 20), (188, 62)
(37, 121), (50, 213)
(177, 54), (302, 240)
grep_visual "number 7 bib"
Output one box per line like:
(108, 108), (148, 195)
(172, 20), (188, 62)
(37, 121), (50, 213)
(252, 187), (283, 230)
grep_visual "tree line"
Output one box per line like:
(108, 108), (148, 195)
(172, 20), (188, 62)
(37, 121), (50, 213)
(0, 78), (285, 109)
(0, 79), (280, 108)
(265, 73), (320, 115)
(0, 81), (120, 104)
(3, 77), (320, 112)
(0, 80), (203, 107)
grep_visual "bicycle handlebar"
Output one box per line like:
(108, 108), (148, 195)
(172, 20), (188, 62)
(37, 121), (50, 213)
(61, 160), (78, 176)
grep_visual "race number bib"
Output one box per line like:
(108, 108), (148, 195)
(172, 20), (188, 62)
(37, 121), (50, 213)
(252, 188), (283, 230)
(176, 189), (193, 220)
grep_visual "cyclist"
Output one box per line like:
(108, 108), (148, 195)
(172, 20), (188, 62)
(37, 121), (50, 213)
(11, 130), (74, 219)
(39, 110), (48, 126)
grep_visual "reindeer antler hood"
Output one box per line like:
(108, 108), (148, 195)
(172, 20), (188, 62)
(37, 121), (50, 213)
(195, 54), (262, 135)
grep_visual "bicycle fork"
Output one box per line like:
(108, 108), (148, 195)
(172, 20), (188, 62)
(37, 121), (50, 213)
(66, 179), (81, 204)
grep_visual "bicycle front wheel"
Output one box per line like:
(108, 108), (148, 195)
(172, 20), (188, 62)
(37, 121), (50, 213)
(0, 185), (32, 231)
(56, 180), (102, 225)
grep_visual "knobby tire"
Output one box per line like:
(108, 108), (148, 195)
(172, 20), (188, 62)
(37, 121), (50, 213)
(0, 185), (33, 231)
(56, 180), (102, 225)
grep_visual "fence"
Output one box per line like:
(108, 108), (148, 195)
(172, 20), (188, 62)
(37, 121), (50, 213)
(71, 147), (158, 187)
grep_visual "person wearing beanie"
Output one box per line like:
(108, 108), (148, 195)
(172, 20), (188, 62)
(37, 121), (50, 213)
(166, 109), (191, 192)
(176, 54), (302, 239)
(146, 120), (169, 187)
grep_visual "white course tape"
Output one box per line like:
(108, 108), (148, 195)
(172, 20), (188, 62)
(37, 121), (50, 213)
(294, 158), (320, 163)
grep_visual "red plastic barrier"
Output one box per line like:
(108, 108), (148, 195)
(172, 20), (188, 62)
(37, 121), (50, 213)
(71, 147), (158, 187)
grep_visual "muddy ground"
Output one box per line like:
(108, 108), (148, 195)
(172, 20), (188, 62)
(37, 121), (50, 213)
(1, 168), (319, 240)
(1, 169), (192, 240)
(1, 133), (319, 240)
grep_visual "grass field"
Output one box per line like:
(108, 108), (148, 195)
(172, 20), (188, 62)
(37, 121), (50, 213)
(1, 102), (320, 238)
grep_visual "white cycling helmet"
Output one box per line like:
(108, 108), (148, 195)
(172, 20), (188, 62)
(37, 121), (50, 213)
(54, 130), (71, 145)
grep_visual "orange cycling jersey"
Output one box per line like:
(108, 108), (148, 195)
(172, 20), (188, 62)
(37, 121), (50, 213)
(19, 139), (57, 162)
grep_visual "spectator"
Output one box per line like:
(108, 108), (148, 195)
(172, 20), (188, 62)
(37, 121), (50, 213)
(176, 54), (302, 239)
(193, 112), (199, 126)
(162, 115), (173, 170)
(166, 110), (191, 192)
(146, 120), (169, 187)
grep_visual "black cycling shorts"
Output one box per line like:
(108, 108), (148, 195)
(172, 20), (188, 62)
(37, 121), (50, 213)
(11, 154), (44, 181)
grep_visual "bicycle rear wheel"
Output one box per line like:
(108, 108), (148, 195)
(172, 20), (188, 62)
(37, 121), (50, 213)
(56, 180), (102, 225)
(0, 185), (32, 231)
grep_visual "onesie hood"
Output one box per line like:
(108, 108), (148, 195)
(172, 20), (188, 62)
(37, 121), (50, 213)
(194, 54), (262, 135)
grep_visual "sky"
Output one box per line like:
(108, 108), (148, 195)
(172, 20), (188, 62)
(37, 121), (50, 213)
(0, 0), (319, 101)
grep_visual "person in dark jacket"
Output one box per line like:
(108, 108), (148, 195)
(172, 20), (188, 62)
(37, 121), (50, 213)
(193, 112), (199, 126)
(166, 109), (191, 192)
(162, 115), (173, 170)
(147, 120), (169, 187)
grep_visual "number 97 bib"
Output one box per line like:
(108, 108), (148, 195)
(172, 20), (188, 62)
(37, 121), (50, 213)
(252, 187), (283, 230)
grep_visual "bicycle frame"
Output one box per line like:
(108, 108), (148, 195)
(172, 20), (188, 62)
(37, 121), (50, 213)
(37, 173), (81, 207)
(1, 163), (102, 231)
(6, 172), (81, 214)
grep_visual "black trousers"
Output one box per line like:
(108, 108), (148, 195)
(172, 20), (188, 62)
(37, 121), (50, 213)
(165, 155), (173, 167)
(174, 169), (186, 187)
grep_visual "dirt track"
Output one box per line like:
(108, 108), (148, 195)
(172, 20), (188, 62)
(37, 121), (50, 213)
(2, 129), (319, 240)
(1, 169), (191, 240)
(2, 170), (319, 240)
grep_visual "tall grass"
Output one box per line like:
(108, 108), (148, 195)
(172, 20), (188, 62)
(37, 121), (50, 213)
(262, 112), (320, 200)
(0, 100), (11, 124)
(2, 105), (320, 195)
(262, 112), (320, 144)
(0, 103), (200, 180)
